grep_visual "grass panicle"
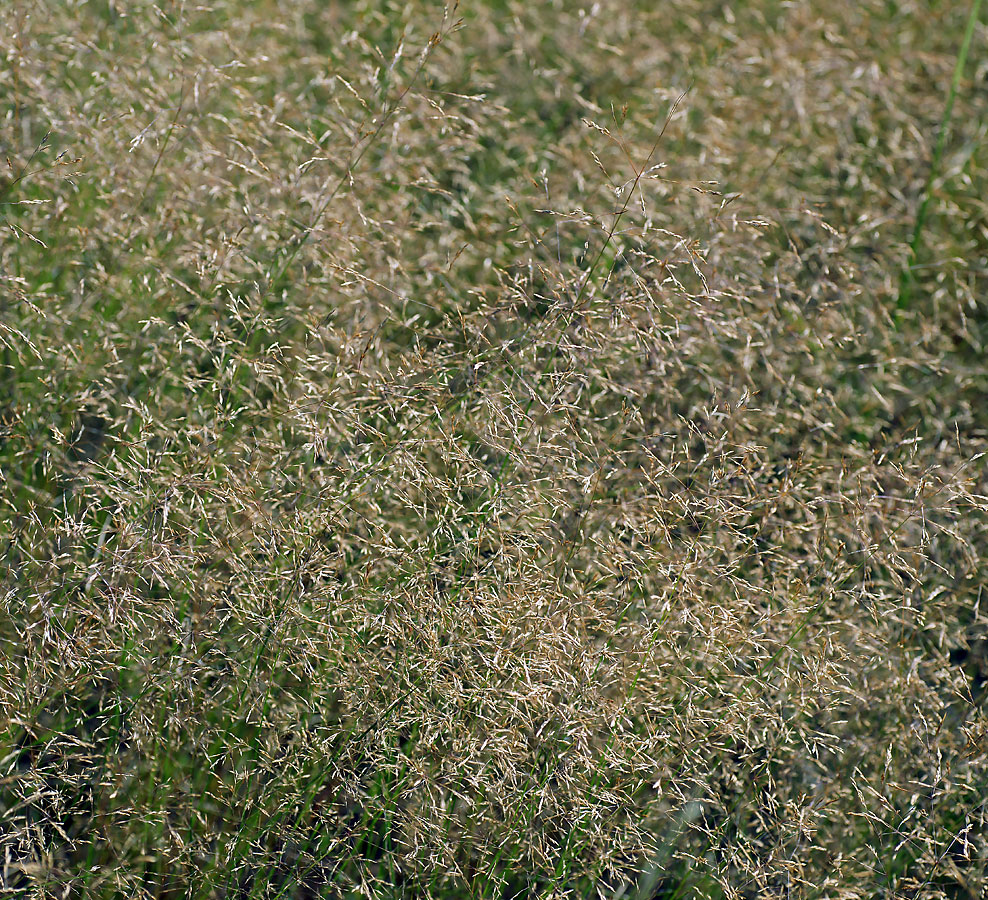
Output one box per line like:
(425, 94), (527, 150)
(2, 2), (988, 898)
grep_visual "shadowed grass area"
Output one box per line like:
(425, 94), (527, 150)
(2, 1), (988, 898)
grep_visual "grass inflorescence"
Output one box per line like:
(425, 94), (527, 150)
(2, 1), (988, 898)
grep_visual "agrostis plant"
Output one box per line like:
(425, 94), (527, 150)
(2, 0), (988, 898)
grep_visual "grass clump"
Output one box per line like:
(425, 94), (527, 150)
(2, 1), (988, 898)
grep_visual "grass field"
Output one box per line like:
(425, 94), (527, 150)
(2, 1), (988, 897)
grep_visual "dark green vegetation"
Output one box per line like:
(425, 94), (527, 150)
(2, 1), (988, 897)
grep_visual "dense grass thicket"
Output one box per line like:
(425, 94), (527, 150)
(3, 1), (988, 897)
